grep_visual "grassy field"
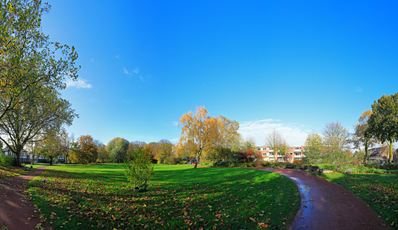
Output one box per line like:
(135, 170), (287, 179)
(0, 164), (41, 178)
(28, 164), (300, 229)
(322, 173), (398, 229)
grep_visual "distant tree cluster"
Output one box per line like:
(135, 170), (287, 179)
(304, 92), (398, 169)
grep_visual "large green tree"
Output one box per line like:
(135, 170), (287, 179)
(106, 137), (129, 163)
(351, 110), (377, 164)
(0, 90), (77, 166)
(0, 0), (79, 123)
(367, 93), (398, 163)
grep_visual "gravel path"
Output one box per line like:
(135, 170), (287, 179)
(0, 167), (52, 230)
(260, 168), (388, 230)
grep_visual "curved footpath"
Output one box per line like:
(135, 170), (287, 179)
(0, 167), (52, 230)
(260, 168), (388, 230)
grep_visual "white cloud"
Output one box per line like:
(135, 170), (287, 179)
(133, 68), (139, 74)
(239, 119), (310, 146)
(65, 78), (93, 89)
(170, 137), (180, 144)
(123, 67), (132, 76)
(356, 87), (363, 92)
(139, 76), (143, 81)
(172, 121), (179, 126)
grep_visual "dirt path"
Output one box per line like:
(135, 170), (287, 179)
(260, 168), (388, 230)
(0, 167), (52, 230)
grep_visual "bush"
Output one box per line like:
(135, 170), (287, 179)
(179, 160), (187, 164)
(253, 161), (262, 167)
(380, 163), (398, 170)
(165, 156), (178, 165)
(123, 148), (155, 192)
(213, 161), (229, 167)
(0, 155), (16, 167)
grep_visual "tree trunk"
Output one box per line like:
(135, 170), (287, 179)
(15, 151), (22, 167)
(389, 138), (393, 163)
(364, 141), (369, 165)
(194, 153), (200, 169)
(50, 156), (53, 165)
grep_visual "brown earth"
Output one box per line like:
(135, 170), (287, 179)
(260, 168), (388, 230)
(0, 167), (52, 230)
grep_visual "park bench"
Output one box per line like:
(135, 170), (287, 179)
(285, 164), (294, 169)
(310, 166), (323, 175)
(299, 165), (308, 170)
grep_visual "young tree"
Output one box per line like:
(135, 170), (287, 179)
(367, 93), (398, 163)
(123, 148), (155, 192)
(265, 129), (285, 162)
(0, 0), (80, 125)
(106, 137), (129, 163)
(323, 121), (349, 154)
(174, 106), (220, 169)
(351, 110), (377, 164)
(304, 132), (323, 164)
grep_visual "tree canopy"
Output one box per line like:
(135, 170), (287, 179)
(106, 137), (129, 163)
(367, 93), (398, 163)
(174, 106), (240, 168)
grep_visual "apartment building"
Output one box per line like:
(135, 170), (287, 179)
(256, 146), (305, 163)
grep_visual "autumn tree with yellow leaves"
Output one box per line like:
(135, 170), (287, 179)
(174, 106), (240, 169)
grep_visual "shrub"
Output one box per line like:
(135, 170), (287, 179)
(179, 160), (187, 164)
(253, 161), (263, 167)
(123, 148), (155, 192)
(0, 155), (16, 167)
(213, 161), (229, 167)
(165, 156), (178, 165)
(380, 163), (398, 170)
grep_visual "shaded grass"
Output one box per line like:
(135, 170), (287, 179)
(0, 165), (38, 178)
(29, 164), (300, 229)
(322, 173), (398, 229)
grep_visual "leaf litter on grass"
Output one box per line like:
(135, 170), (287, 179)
(28, 164), (300, 229)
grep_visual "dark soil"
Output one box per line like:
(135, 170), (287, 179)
(0, 167), (52, 230)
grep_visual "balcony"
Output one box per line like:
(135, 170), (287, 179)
(277, 155), (285, 157)
(294, 149), (302, 152)
(294, 155), (302, 158)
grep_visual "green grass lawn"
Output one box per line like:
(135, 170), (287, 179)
(28, 164), (300, 229)
(322, 173), (398, 229)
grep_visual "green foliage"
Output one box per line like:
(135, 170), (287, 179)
(164, 155), (178, 165)
(368, 93), (398, 163)
(328, 150), (352, 172)
(106, 137), (129, 163)
(0, 155), (16, 166)
(28, 164), (300, 230)
(380, 163), (398, 170)
(123, 148), (155, 191)
(304, 147), (322, 165)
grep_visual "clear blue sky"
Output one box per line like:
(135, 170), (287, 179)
(42, 0), (398, 146)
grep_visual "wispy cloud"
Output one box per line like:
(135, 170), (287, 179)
(123, 67), (132, 76)
(133, 68), (139, 74)
(172, 121), (179, 126)
(239, 119), (310, 146)
(65, 78), (93, 89)
(90, 59), (94, 62)
(356, 87), (363, 92)
(115, 55), (120, 59)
